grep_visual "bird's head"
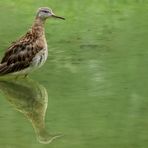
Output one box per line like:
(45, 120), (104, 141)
(36, 7), (65, 20)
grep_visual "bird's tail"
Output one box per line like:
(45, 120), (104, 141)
(0, 63), (9, 75)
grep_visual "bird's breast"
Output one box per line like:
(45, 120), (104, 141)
(31, 47), (48, 68)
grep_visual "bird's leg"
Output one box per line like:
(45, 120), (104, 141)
(24, 74), (28, 78)
(15, 75), (19, 80)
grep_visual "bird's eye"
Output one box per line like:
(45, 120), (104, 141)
(42, 10), (49, 13)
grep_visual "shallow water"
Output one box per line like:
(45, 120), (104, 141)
(0, 0), (148, 148)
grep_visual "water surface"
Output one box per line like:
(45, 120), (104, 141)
(0, 0), (148, 148)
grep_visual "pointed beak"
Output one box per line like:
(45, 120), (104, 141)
(52, 14), (65, 20)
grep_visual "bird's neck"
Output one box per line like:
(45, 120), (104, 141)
(31, 18), (46, 38)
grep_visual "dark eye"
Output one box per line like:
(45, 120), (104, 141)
(42, 10), (49, 13)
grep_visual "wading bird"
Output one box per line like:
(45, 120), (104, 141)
(0, 7), (65, 77)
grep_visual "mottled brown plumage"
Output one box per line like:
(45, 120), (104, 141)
(0, 22), (44, 75)
(0, 7), (65, 76)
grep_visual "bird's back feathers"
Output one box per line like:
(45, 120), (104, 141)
(0, 25), (46, 75)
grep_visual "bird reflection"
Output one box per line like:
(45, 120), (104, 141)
(0, 78), (61, 144)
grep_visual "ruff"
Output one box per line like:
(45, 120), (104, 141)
(0, 7), (65, 76)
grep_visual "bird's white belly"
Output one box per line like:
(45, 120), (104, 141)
(31, 47), (48, 68)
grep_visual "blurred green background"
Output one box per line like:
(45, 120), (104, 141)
(0, 0), (148, 148)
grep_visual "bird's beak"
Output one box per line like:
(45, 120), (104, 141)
(52, 14), (65, 20)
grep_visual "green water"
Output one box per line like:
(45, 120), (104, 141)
(0, 0), (148, 148)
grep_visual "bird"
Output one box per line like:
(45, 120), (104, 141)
(0, 7), (65, 77)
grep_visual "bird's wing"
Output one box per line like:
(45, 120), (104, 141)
(0, 32), (44, 75)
